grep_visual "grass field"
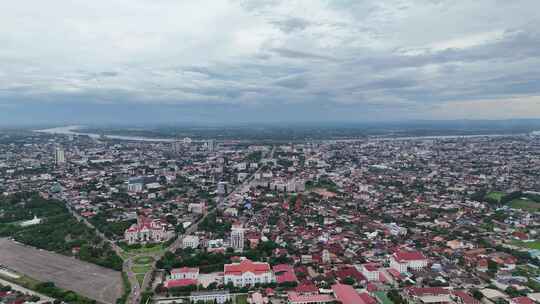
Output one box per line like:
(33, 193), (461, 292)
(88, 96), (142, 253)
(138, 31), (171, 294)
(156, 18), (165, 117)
(235, 294), (248, 304)
(122, 244), (164, 257)
(510, 198), (540, 211)
(519, 240), (540, 249)
(486, 191), (505, 202)
(132, 265), (152, 274)
(0, 272), (41, 289)
(136, 274), (146, 286)
(133, 256), (154, 265)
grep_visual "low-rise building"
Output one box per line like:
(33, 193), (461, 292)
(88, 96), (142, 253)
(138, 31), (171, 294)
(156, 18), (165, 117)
(224, 259), (274, 287)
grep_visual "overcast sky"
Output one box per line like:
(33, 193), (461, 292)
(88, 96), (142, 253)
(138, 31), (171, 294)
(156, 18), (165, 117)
(1, 0), (540, 125)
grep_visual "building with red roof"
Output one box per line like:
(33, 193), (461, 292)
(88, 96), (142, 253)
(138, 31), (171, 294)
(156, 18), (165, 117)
(511, 297), (534, 304)
(404, 287), (452, 304)
(335, 266), (367, 285)
(165, 278), (197, 288)
(124, 215), (167, 244)
(170, 267), (199, 280)
(453, 291), (481, 304)
(288, 292), (335, 304)
(165, 267), (199, 288)
(361, 263), (381, 281)
(332, 283), (365, 304)
(224, 258), (274, 287)
(390, 250), (428, 273)
(273, 264), (298, 284)
(359, 292), (377, 304)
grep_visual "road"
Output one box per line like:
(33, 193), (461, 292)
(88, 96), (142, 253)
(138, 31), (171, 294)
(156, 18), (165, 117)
(60, 198), (141, 304)
(0, 277), (54, 304)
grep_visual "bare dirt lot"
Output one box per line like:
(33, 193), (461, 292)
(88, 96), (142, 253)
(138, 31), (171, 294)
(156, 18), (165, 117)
(0, 238), (122, 304)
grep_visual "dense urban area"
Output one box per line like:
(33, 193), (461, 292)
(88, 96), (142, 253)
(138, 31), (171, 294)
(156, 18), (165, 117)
(1, 127), (540, 304)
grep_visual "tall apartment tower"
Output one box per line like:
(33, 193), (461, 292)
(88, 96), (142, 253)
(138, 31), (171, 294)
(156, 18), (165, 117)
(55, 147), (66, 165)
(206, 139), (215, 152)
(231, 223), (245, 252)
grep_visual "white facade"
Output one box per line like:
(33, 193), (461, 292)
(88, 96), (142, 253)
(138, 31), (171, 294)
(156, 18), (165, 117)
(224, 259), (274, 287)
(231, 225), (245, 252)
(55, 147), (65, 165)
(390, 251), (428, 273)
(127, 182), (143, 193)
(190, 291), (231, 304)
(182, 235), (199, 249)
(170, 267), (199, 280)
(360, 264), (380, 281)
(124, 216), (167, 244)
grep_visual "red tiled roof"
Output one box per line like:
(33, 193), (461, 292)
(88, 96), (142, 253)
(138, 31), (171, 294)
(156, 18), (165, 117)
(359, 292), (377, 304)
(336, 266), (367, 283)
(273, 264), (298, 284)
(363, 263), (379, 272)
(387, 268), (402, 279)
(273, 264), (293, 272)
(166, 279), (197, 288)
(295, 283), (319, 294)
(453, 291), (480, 304)
(288, 292), (334, 304)
(367, 283), (378, 292)
(378, 272), (388, 283)
(332, 283), (364, 304)
(171, 267), (199, 274)
(512, 297), (534, 304)
(224, 259), (271, 276)
(394, 250), (427, 262)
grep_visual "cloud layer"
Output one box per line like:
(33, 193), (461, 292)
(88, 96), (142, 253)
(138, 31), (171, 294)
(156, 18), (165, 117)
(1, 0), (540, 123)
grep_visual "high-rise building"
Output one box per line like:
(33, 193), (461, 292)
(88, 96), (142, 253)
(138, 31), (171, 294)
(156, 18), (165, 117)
(55, 147), (65, 165)
(206, 139), (215, 152)
(231, 223), (245, 252)
(217, 181), (227, 195)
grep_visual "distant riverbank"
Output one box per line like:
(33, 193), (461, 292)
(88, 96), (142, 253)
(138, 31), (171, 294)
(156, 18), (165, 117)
(35, 126), (177, 142)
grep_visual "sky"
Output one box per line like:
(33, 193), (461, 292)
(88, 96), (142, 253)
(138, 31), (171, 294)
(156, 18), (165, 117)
(1, 0), (540, 125)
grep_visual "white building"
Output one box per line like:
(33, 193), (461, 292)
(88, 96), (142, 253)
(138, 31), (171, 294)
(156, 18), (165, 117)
(386, 223), (407, 236)
(224, 259), (274, 287)
(19, 215), (41, 227)
(188, 202), (207, 214)
(124, 216), (167, 244)
(55, 147), (65, 165)
(360, 263), (380, 281)
(182, 235), (200, 249)
(170, 267), (199, 280)
(231, 223), (245, 252)
(206, 139), (215, 152)
(190, 291), (231, 304)
(390, 250), (428, 273)
(127, 177), (144, 193)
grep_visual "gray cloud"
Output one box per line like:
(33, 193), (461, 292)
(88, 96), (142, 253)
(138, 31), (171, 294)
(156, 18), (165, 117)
(273, 75), (308, 89)
(270, 48), (338, 61)
(271, 17), (311, 33)
(1, 0), (540, 123)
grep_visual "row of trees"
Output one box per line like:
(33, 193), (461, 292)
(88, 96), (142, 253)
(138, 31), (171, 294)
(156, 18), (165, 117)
(0, 192), (123, 271)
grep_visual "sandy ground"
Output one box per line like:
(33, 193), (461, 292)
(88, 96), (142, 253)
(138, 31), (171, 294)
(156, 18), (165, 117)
(0, 238), (123, 304)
